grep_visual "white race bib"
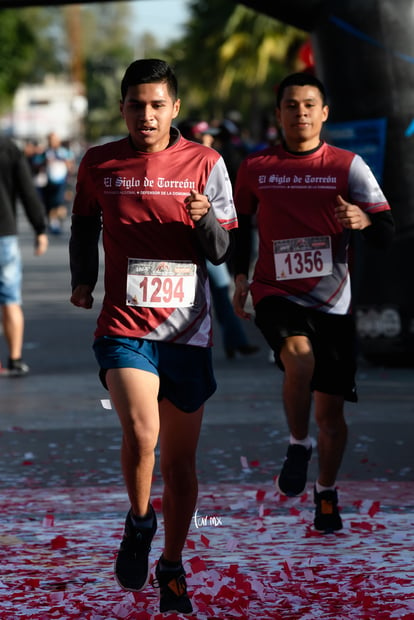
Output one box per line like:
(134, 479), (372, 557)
(274, 236), (332, 280)
(126, 259), (196, 308)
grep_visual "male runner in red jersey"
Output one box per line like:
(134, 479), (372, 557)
(70, 59), (237, 613)
(233, 72), (394, 533)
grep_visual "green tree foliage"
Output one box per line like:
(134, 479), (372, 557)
(165, 0), (235, 118)
(0, 1), (307, 143)
(165, 0), (306, 141)
(0, 9), (57, 108)
(0, 3), (135, 140)
(219, 6), (303, 96)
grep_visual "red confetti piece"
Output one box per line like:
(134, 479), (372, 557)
(283, 560), (293, 579)
(151, 497), (162, 511)
(256, 489), (266, 502)
(189, 555), (207, 573)
(0, 482), (413, 619)
(227, 564), (239, 577)
(305, 526), (326, 538)
(279, 495), (290, 505)
(368, 500), (381, 518)
(235, 573), (254, 595)
(200, 534), (210, 548)
(216, 584), (237, 600)
(50, 535), (67, 549)
(25, 578), (40, 588)
(186, 538), (196, 550)
(351, 574), (367, 586)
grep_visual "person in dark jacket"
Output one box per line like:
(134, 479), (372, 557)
(0, 136), (48, 375)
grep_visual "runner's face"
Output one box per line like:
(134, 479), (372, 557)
(276, 85), (328, 151)
(120, 82), (180, 152)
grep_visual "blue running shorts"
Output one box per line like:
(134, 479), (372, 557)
(93, 336), (217, 413)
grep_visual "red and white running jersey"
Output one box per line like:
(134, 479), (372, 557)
(73, 135), (237, 345)
(234, 142), (391, 315)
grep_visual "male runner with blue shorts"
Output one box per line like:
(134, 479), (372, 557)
(69, 59), (237, 614)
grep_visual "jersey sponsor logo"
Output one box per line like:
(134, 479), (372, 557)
(103, 175), (197, 192)
(258, 173), (337, 189)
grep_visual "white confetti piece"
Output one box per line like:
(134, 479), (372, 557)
(240, 455), (250, 471)
(100, 399), (112, 410)
(225, 537), (239, 552)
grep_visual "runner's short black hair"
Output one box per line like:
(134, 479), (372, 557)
(121, 58), (178, 101)
(276, 72), (327, 108)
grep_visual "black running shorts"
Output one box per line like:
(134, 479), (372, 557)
(255, 296), (358, 402)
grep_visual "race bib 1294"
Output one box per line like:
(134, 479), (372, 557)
(126, 259), (196, 308)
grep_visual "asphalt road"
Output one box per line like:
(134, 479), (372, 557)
(1, 216), (413, 491)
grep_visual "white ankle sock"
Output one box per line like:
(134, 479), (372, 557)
(315, 481), (336, 494)
(290, 435), (312, 450)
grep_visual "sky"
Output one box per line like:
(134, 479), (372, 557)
(131, 0), (191, 45)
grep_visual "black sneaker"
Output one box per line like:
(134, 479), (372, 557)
(276, 444), (312, 496)
(154, 558), (193, 615)
(115, 505), (157, 592)
(7, 359), (30, 377)
(314, 487), (343, 533)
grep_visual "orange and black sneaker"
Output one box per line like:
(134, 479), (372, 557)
(313, 487), (343, 533)
(154, 556), (193, 615)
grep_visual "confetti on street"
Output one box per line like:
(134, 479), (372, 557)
(0, 481), (413, 619)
